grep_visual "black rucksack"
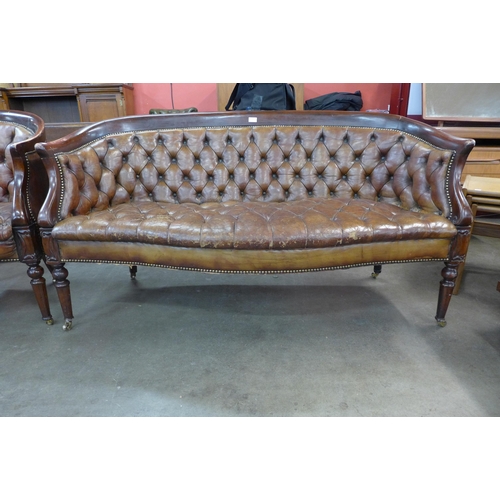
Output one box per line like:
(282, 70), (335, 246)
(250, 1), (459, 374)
(304, 91), (363, 111)
(225, 83), (296, 111)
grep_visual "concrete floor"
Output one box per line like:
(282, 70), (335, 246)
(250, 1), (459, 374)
(1, 235), (499, 417)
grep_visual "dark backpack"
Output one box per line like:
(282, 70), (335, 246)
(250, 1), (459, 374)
(225, 83), (296, 111)
(304, 91), (363, 111)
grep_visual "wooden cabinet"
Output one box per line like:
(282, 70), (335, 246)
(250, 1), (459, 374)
(78, 85), (135, 122)
(0, 84), (135, 140)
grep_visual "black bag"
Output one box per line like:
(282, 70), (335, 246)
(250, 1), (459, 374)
(225, 83), (296, 111)
(304, 91), (363, 111)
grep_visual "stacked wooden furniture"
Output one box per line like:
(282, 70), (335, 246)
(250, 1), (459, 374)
(441, 127), (500, 182)
(462, 176), (500, 294)
(462, 175), (500, 237)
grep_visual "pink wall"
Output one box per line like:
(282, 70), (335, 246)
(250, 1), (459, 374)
(132, 83), (393, 114)
(133, 83), (217, 113)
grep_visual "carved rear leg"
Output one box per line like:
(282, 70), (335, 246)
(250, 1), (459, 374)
(129, 265), (137, 280)
(27, 263), (53, 325)
(435, 261), (459, 327)
(50, 264), (74, 330)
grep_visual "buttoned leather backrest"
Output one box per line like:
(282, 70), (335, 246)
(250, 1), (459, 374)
(0, 122), (32, 202)
(55, 124), (455, 220)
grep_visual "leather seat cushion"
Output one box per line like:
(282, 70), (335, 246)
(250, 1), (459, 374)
(51, 198), (457, 250)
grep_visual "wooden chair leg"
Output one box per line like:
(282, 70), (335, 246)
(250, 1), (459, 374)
(27, 263), (53, 324)
(129, 265), (138, 280)
(435, 261), (459, 327)
(50, 264), (74, 331)
(453, 199), (477, 295)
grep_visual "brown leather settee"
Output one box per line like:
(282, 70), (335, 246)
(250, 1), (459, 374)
(0, 110), (52, 323)
(35, 111), (475, 330)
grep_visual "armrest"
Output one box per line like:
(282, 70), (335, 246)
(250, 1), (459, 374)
(446, 139), (475, 227)
(36, 145), (114, 228)
(4, 113), (46, 228)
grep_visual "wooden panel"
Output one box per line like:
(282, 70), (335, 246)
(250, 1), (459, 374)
(438, 126), (500, 140)
(0, 91), (8, 111)
(217, 83), (304, 111)
(121, 86), (135, 116)
(463, 175), (500, 195)
(461, 147), (500, 181)
(462, 165), (500, 180)
(462, 175), (500, 237)
(45, 123), (91, 141)
(79, 94), (122, 122)
(7, 96), (80, 123)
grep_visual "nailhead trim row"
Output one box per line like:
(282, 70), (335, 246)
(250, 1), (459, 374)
(24, 150), (36, 223)
(58, 257), (443, 274)
(55, 155), (65, 221)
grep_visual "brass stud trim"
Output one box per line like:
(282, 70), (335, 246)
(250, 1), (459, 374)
(57, 257), (445, 274)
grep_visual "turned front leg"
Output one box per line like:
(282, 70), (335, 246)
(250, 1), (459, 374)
(50, 264), (74, 331)
(27, 263), (53, 325)
(435, 262), (458, 327)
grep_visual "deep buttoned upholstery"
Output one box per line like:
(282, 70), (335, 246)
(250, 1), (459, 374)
(35, 111), (474, 329)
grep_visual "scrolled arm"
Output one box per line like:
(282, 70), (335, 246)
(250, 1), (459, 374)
(446, 139), (475, 227)
(36, 144), (65, 229)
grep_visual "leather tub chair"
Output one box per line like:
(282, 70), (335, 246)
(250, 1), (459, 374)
(0, 110), (53, 324)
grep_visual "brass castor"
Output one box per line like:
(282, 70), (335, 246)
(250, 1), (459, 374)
(63, 320), (73, 331)
(436, 319), (447, 327)
(372, 264), (382, 279)
(46, 318), (54, 325)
